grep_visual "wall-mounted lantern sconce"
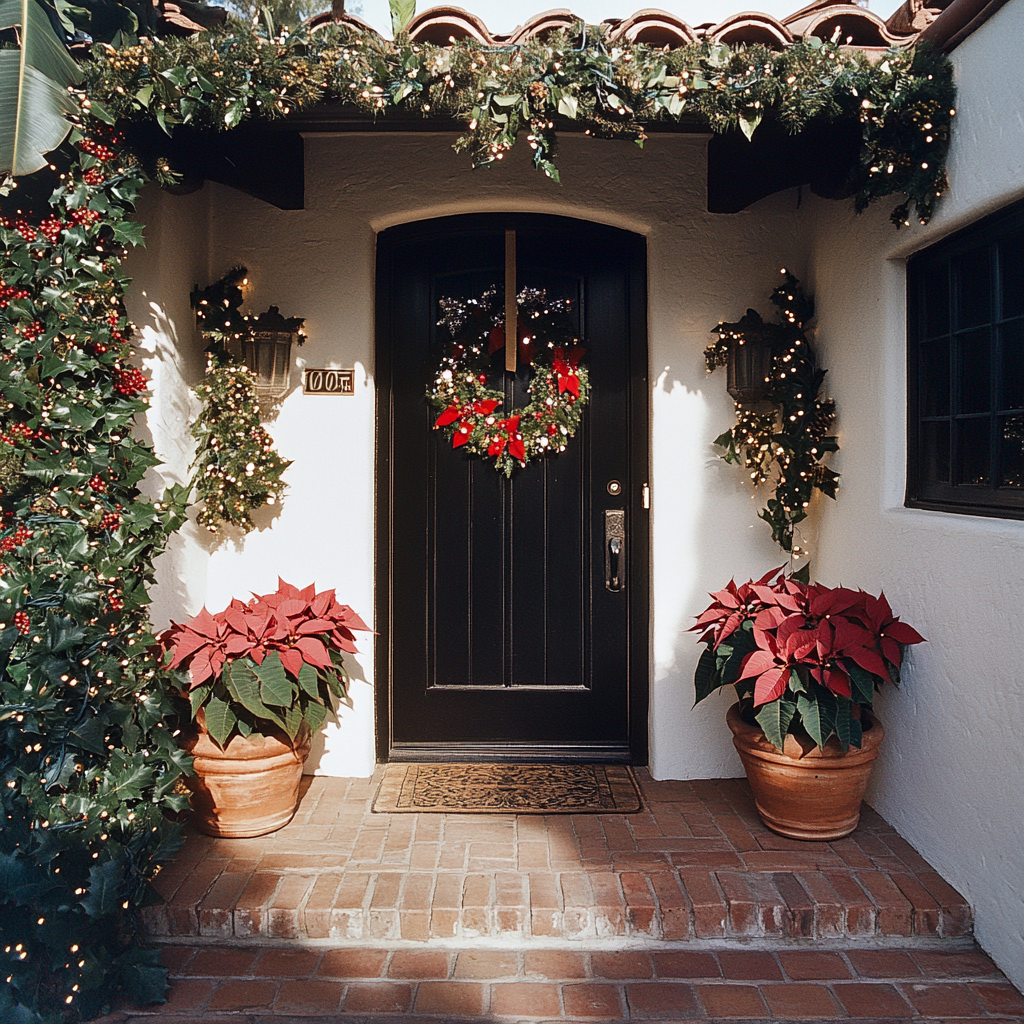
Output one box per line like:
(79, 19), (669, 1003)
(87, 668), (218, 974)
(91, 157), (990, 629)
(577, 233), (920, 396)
(239, 306), (307, 399)
(714, 309), (774, 405)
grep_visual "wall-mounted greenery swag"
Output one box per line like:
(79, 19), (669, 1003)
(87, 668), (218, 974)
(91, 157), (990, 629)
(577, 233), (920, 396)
(706, 273), (838, 554)
(190, 267), (294, 534)
(0, 12), (954, 1022)
(79, 23), (957, 226)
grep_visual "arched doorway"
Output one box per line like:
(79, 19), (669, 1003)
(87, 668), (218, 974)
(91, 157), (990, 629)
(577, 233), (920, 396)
(375, 214), (649, 762)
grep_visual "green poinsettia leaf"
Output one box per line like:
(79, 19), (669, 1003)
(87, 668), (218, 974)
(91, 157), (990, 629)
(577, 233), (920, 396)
(796, 687), (837, 749)
(755, 695), (797, 752)
(225, 659), (276, 720)
(297, 661), (319, 699)
(254, 650), (294, 707)
(203, 693), (237, 748)
(693, 645), (721, 705)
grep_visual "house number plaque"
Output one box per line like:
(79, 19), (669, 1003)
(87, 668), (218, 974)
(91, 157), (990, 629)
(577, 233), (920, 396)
(303, 368), (354, 395)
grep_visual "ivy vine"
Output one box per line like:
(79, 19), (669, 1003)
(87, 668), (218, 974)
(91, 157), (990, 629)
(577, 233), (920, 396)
(706, 273), (839, 553)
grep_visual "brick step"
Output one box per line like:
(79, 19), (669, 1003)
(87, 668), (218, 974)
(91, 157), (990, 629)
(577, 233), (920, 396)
(99, 943), (1024, 1022)
(142, 775), (973, 945)
(142, 863), (972, 944)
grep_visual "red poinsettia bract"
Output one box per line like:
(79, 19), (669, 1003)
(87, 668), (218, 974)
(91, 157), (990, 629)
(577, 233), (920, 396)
(692, 568), (925, 708)
(163, 579), (370, 690)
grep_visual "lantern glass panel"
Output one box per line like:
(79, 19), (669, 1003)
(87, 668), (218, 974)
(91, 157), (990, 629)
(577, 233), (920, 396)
(242, 330), (294, 398)
(726, 335), (772, 404)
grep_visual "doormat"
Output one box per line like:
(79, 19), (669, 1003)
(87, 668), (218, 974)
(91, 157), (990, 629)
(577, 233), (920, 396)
(372, 763), (642, 814)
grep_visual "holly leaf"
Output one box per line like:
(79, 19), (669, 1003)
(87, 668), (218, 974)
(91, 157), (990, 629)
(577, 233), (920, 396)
(80, 857), (125, 918)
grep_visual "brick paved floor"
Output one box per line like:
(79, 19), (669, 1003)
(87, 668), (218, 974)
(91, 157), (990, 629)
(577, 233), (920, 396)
(97, 943), (1024, 1021)
(143, 771), (973, 944)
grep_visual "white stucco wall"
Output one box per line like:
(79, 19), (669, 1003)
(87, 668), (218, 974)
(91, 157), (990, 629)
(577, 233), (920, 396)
(127, 0), (1024, 987)
(131, 131), (813, 780)
(807, 0), (1024, 990)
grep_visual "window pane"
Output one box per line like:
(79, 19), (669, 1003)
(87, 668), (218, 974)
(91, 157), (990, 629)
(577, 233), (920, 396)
(921, 421), (950, 484)
(920, 338), (950, 415)
(955, 253), (991, 329)
(1001, 320), (1024, 411)
(957, 418), (990, 485)
(922, 264), (950, 339)
(1001, 231), (1024, 319)
(1000, 416), (1024, 487)
(959, 327), (991, 414)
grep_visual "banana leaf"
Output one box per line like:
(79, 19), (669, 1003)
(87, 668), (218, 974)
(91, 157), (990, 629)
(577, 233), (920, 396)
(0, 0), (83, 176)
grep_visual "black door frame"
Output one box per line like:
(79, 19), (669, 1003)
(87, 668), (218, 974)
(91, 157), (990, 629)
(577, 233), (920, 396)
(374, 213), (650, 764)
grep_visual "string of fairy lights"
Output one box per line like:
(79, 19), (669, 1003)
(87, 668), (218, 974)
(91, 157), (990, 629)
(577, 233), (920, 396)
(427, 286), (590, 476)
(706, 271), (839, 555)
(190, 268), (301, 533)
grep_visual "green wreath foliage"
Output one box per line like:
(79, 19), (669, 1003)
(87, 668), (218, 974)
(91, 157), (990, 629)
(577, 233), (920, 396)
(81, 21), (955, 225)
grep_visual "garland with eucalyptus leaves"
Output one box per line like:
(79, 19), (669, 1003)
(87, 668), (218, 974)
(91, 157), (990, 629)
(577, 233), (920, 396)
(706, 273), (838, 554)
(81, 21), (955, 226)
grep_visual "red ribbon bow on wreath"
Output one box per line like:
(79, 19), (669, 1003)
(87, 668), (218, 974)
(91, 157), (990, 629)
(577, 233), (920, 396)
(435, 398), (501, 448)
(487, 415), (525, 462)
(552, 346), (586, 397)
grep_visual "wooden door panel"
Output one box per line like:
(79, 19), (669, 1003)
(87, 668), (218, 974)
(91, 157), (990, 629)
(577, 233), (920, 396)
(377, 215), (648, 760)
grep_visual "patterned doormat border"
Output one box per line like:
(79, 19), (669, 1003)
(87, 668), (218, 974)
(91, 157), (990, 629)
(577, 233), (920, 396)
(372, 762), (642, 814)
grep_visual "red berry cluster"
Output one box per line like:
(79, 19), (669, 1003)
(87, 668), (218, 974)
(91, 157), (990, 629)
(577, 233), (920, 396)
(0, 538), (14, 553)
(100, 511), (121, 530)
(0, 282), (30, 308)
(3, 219), (37, 242)
(38, 218), (63, 243)
(88, 474), (107, 492)
(13, 525), (33, 546)
(18, 321), (44, 342)
(68, 208), (102, 228)
(113, 367), (148, 396)
(108, 594), (124, 612)
(83, 169), (106, 185)
(13, 611), (30, 635)
(78, 138), (117, 162)
(0, 423), (42, 446)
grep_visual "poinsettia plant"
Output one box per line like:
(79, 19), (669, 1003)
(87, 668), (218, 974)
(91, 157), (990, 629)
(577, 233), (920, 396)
(161, 580), (370, 748)
(692, 568), (924, 752)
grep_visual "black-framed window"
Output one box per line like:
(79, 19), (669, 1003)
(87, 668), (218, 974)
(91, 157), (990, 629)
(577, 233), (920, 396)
(907, 199), (1024, 518)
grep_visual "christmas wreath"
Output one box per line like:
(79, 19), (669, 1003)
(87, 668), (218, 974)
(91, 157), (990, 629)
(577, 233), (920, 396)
(427, 287), (590, 476)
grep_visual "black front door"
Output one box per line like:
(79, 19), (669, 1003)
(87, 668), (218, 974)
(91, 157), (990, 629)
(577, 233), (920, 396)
(376, 215), (648, 762)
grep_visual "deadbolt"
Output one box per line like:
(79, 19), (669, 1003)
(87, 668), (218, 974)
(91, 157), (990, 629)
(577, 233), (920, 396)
(606, 480), (622, 496)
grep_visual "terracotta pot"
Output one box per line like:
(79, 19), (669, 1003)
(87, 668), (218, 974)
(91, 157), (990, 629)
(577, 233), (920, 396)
(726, 702), (884, 841)
(181, 715), (311, 838)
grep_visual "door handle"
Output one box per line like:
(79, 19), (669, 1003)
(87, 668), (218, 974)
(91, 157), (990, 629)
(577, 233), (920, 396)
(605, 509), (625, 592)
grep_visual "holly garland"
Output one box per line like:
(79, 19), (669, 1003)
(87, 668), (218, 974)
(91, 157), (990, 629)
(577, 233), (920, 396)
(190, 269), (292, 535)
(427, 287), (589, 476)
(81, 22), (955, 227)
(0, 126), (193, 1021)
(706, 273), (839, 554)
